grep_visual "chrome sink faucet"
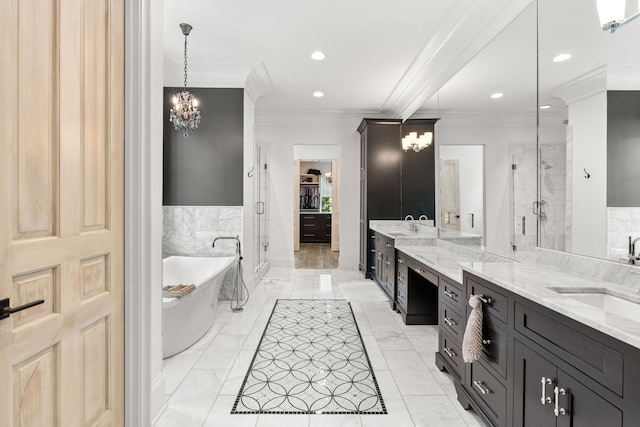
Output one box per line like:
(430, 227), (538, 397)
(404, 215), (417, 232)
(628, 236), (640, 264)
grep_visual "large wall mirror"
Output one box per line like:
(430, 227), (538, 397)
(414, 2), (537, 258)
(538, 0), (640, 262)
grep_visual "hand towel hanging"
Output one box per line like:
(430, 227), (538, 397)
(462, 294), (484, 363)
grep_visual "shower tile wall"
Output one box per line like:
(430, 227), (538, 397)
(163, 206), (243, 257)
(607, 207), (640, 261)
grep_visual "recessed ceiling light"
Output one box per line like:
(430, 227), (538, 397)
(490, 93), (504, 99)
(552, 53), (572, 62)
(311, 51), (326, 61)
(313, 91), (324, 98)
(540, 104), (552, 110)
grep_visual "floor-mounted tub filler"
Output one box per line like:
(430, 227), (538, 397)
(162, 255), (236, 358)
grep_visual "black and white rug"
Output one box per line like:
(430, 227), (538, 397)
(232, 299), (387, 415)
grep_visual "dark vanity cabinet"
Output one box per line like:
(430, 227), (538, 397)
(371, 230), (395, 302)
(358, 118), (437, 277)
(358, 119), (402, 277)
(299, 213), (331, 243)
(436, 270), (640, 427)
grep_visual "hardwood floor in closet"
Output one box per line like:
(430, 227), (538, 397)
(295, 243), (339, 269)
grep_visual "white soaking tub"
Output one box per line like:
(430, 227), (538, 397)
(162, 256), (236, 358)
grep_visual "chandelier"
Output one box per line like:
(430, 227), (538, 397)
(170, 23), (201, 138)
(402, 131), (433, 152)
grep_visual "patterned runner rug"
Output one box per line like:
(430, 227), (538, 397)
(232, 299), (386, 415)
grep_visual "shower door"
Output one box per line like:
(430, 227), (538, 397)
(509, 144), (538, 252)
(255, 146), (270, 274)
(537, 126), (569, 252)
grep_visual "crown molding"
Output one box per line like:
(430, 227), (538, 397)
(163, 59), (274, 101)
(412, 110), (539, 127)
(382, 0), (535, 120)
(255, 109), (385, 128)
(549, 64), (640, 105)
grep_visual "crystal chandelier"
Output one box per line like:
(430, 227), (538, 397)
(170, 23), (201, 138)
(402, 131), (433, 152)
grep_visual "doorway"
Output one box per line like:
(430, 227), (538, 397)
(293, 145), (340, 269)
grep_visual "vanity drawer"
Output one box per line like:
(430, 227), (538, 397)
(439, 330), (464, 381)
(396, 286), (407, 311)
(396, 253), (408, 276)
(514, 301), (623, 396)
(441, 302), (464, 342)
(480, 318), (508, 380)
(408, 261), (439, 286)
(440, 277), (465, 314)
(466, 275), (509, 325)
(397, 271), (407, 294)
(468, 361), (507, 427)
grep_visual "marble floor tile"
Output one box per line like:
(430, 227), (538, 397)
(155, 267), (487, 427)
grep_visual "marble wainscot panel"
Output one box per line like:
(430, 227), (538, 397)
(463, 257), (640, 350)
(163, 206), (243, 299)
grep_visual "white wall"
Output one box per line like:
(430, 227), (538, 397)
(439, 145), (484, 236)
(243, 94), (257, 291)
(568, 92), (608, 259)
(436, 117), (536, 253)
(256, 116), (361, 269)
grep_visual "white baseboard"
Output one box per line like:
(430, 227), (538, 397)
(339, 257), (359, 270)
(151, 373), (167, 425)
(269, 257), (295, 268)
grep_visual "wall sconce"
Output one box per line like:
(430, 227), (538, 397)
(325, 172), (333, 184)
(597, 0), (640, 32)
(402, 131), (433, 152)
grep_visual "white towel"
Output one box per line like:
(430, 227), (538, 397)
(462, 295), (484, 363)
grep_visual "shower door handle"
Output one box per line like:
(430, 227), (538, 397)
(532, 201), (540, 216)
(256, 201), (265, 215)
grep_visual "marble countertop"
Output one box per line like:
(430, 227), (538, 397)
(370, 219), (640, 349)
(462, 261), (640, 350)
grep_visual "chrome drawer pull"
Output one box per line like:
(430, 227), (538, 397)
(385, 242), (392, 248)
(541, 377), (553, 405)
(482, 339), (492, 345)
(554, 386), (567, 416)
(398, 294), (405, 301)
(398, 258), (405, 264)
(474, 294), (493, 304)
(443, 317), (456, 327)
(443, 290), (457, 299)
(473, 380), (492, 395)
(443, 347), (456, 358)
(385, 261), (391, 266)
(371, 249), (376, 253)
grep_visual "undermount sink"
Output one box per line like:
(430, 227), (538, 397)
(549, 287), (640, 321)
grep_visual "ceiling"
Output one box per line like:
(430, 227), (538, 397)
(163, 0), (533, 118)
(418, 0), (640, 117)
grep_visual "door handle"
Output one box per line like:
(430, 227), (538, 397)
(256, 201), (265, 215)
(0, 298), (45, 320)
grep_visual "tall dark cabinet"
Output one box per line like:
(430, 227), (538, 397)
(358, 118), (437, 277)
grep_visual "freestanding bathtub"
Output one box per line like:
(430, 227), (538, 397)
(162, 256), (236, 359)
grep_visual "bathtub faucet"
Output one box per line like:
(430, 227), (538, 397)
(213, 236), (242, 259)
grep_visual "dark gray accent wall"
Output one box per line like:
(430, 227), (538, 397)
(607, 91), (640, 207)
(163, 87), (243, 206)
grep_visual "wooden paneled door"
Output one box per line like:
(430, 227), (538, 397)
(0, 0), (124, 426)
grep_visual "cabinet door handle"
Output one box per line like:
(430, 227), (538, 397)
(370, 249), (376, 253)
(397, 294), (405, 301)
(444, 290), (457, 299)
(554, 386), (567, 416)
(473, 294), (492, 304)
(541, 377), (553, 405)
(473, 380), (492, 395)
(443, 317), (456, 327)
(482, 339), (491, 345)
(385, 242), (392, 248)
(385, 261), (391, 266)
(443, 347), (456, 358)
(398, 274), (405, 281)
(398, 258), (404, 264)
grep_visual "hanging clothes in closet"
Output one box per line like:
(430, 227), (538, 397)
(300, 185), (320, 210)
